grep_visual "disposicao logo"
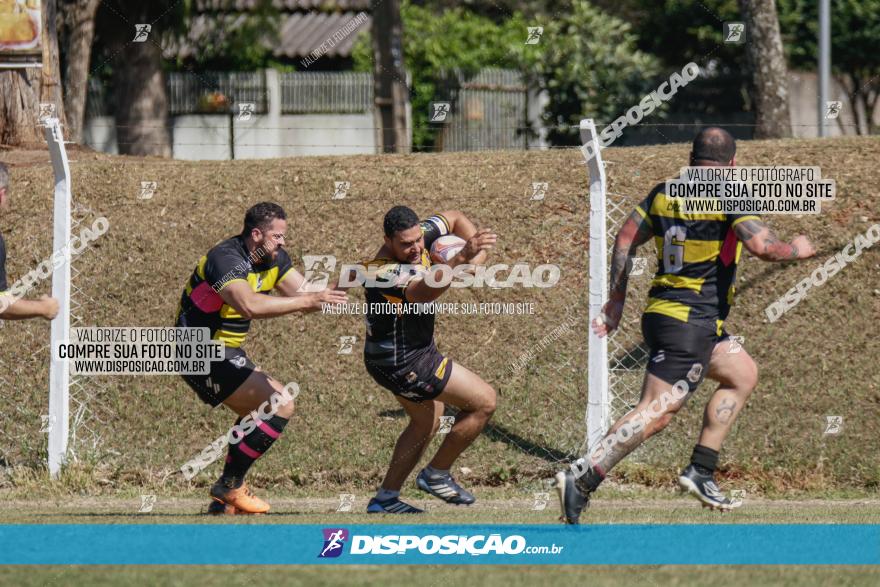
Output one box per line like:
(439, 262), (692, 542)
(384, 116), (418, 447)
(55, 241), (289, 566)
(319, 528), (349, 558)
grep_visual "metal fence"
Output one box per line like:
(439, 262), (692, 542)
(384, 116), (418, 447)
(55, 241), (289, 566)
(166, 71), (267, 115)
(86, 70), (375, 117)
(439, 68), (528, 151)
(85, 68), (529, 152)
(280, 71), (373, 114)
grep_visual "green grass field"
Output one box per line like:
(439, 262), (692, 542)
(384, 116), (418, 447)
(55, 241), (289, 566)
(2, 490), (880, 525)
(3, 565), (880, 587)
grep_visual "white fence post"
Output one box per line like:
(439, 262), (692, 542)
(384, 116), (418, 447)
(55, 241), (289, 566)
(580, 119), (610, 454)
(43, 118), (72, 479)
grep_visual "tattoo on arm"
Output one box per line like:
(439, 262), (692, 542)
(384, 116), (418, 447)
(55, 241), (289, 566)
(608, 246), (631, 298)
(733, 219), (763, 242)
(631, 210), (653, 246)
(608, 211), (652, 299)
(734, 219), (799, 261)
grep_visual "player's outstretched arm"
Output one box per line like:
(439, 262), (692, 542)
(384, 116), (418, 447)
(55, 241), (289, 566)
(592, 210), (652, 338)
(734, 218), (815, 262)
(0, 294), (59, 321)
(219, 281), (346, 319)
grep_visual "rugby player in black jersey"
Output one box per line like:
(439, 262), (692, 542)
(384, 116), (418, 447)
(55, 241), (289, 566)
(0, 163), (60, 322)
(176, 202), (346, 514)
(557, 128), (817, 524)
(360, 206), (497, 513)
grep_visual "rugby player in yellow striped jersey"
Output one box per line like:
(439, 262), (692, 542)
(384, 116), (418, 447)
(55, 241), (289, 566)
(176, 202), (347, 514)
(557, 127), (816, 524)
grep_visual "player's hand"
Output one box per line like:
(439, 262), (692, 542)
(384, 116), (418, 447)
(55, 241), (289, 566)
(40, 295), (60, 320)
(310, 288), (348, 310)
(791, 235), (816, 259)
(459, 228), (497, 262)
(592, 300), (623, 338)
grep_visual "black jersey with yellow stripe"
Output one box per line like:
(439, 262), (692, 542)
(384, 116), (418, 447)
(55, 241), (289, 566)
(176, 235), (294, 348)
(363, 214), (450, 367)
(636, 183), (759, 335)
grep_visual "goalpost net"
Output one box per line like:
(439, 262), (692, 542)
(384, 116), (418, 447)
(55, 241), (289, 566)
(446, 120), (652, 482)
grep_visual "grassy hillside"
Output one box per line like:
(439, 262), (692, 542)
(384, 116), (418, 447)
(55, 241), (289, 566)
(1, 136), (878, 495)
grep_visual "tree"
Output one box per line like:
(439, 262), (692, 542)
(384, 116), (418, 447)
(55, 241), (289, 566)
(355, 1), (663, 149)
(0, 0), (67, 147)
(528, 0), (662, 144)
(60, 0), (102, 143)
(354, 2), (529, 150)
(94, 0), (190, 156)
(738, 0), (792, 138)
(780, 0), (880, 135)
(371, 0), (409, 153)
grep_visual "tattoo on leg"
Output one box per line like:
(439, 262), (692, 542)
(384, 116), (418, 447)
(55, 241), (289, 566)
(715, 398), (737, 424)
(591, 428), (646, 473)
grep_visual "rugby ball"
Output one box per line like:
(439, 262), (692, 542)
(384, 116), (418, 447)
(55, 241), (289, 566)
(430, 235), (466, 264)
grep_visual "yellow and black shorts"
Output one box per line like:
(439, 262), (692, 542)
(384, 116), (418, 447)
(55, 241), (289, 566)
(179, 346), (256, 407)
(365, 344), (452, 403)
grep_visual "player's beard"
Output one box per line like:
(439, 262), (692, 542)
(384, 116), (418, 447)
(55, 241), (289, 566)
(254, 246), (277, 264)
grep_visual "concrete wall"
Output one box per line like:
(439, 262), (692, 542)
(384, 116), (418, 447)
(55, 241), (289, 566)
(789, 70), (853, 138)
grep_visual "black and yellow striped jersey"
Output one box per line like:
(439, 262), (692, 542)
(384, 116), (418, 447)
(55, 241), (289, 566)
(636, 183), (759, 335)
(363, 214), (450, 367)
(176, 235), (295, 348)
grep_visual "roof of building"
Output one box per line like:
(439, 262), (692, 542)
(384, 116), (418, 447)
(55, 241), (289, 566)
(170, 0), (371, 60)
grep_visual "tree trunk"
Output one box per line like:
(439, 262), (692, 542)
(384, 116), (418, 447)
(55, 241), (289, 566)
(738, 0), (792, 138)
(113, 35), (171, 157)
(0, 69), (42, 147)
(61, 0), (101, 143)
(371, 0), (410, 153)
(0, 0), (66, 147)
(41, 0), (66, 125)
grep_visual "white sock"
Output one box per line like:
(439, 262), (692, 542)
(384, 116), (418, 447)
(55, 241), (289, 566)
(376, 487), (400, 501)
(424, 465), (449, 478)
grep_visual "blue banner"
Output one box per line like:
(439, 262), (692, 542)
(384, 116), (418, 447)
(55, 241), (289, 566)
(1, 524), (878, 565)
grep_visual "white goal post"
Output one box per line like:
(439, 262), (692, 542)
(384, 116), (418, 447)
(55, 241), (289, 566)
(44, 117), (72, 479)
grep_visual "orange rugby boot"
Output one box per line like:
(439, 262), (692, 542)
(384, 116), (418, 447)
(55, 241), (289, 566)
(210, 481), (270, 514)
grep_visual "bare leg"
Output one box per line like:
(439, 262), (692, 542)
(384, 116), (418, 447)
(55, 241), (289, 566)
(379, 397), (443, 491)
(586, 372), (688, 476)
(223, 369), (295, 420)
(427, 362), (496, 470)
(698, 339), (759, 451)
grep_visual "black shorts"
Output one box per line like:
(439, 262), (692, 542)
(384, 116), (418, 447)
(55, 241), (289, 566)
(180, 346), (256, 407)
(364, 344), (453, 403)
(641, 313), (730, 394)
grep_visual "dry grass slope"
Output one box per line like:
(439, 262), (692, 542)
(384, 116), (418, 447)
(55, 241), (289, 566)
(1, 136), (878, 494)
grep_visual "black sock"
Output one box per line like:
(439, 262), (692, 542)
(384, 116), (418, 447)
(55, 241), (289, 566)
(690, 444), (719, 476)
(220, 415), (289, 487)
(573, 464), (605, 495)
